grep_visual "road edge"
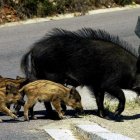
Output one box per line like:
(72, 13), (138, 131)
(0, 4), (140, 28)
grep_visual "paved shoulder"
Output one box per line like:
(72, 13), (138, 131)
(44, 122), (134, 140)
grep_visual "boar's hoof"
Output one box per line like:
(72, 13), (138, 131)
(30, 116), (37, 120)
(24, 119), (30, 122)
(11, 114), (18, 120)
(113, 111), (123, 121)
(114, 109), (122, 117)
(114, 111), (121, 117)
(97, 110), (106, 118)
(24, 117), (30, 122)
(58, 114), (65, 119)
(60, 116), (68, 119)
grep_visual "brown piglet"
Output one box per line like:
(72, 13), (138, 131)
(0, 83), (22, 122)
(19, 80), (83, 121)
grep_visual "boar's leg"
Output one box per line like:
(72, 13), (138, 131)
(44, 101), (67, 117)
(61, 101), (67, 112)
(44, 101), (54, 113)
(43, 73), (66, 115)
(106, 87), (125, 117)
(51, 97), (65, 119)
(24, 99), (36, 121)
(94, 91), (106, 118)
(0, 104), (18, 119)
(29, 105), (37, 120)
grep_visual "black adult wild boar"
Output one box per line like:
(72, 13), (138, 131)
(21, 28), (140, 118)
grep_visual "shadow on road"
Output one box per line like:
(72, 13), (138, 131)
(1, 109), (140, 123)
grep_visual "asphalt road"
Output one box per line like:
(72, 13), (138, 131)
(0, 7), (140, 78)
(0, 7), (140, 139)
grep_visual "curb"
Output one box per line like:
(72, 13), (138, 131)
(75, 124), (134, 140)
(0, 5), (140, 28)
(44, 123), (135, 140)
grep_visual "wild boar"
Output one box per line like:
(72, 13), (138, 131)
(0, 83), (22, 122)
(0, 76), (28, 89)
(0, 76), (28, 114)
(19, 80), (83, 121)
(21, 28), (140, 119)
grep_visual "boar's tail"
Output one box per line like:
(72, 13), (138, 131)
(19, 86), (26, 102)
(21, 50), (32, 80)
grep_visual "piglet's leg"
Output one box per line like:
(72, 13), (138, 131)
(51, 97), (64, 119)
(24, 99), (36, 121)
(29, 105), (37, 120)
(0, 104), (18, 119)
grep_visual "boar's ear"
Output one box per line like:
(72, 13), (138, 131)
(16, 76), (21, 80)
(16, 76), (25, 81)
(70, 87), (76, 94)
(0, 75), (2, 78)
(6, 84), (12, 95)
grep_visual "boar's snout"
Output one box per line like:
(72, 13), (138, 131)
(9, 92), (22, 104)
(73, 102), (83, 112)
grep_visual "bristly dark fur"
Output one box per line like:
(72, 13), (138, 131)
(21, 28), (140, 119)
(46, 28), (138, 57)
(21, 51), (32, 80)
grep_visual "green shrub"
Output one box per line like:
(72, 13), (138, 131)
(21, 0), (38, 17)
(36, 1), (54, 16)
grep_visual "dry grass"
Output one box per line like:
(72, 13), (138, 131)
(104, 97), (140, 112)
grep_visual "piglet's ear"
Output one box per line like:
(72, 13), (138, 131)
(6, 83), (12, 90)
(16, 76), (21, 80)
(6, 84), (12, 95)
(70, 87), (76, 94)
(16, 76), (26, 82)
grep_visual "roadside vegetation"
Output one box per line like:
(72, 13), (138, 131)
(0, 0), (138, 24)
(104, 97), (140, 112)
